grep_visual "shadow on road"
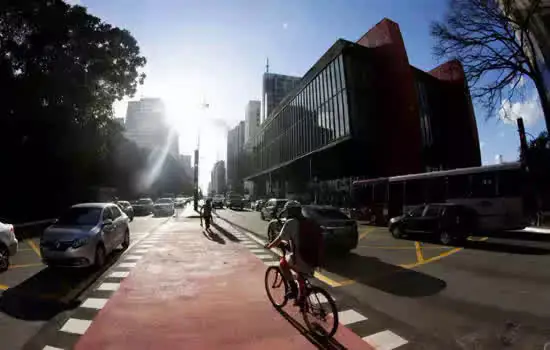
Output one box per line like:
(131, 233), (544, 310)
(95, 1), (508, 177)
(202, 228), (225, 245)
(405, 235), (550, 255)
(215, 215), (262, 238)
(211, 222), (241, 242)
(322, 253), (446, 297)
(276, 307), (347, 350)
(0, 250), (124, 321)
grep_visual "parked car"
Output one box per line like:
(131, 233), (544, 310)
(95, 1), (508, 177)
(260, 198), (288, 221)
(388, 203), (477, 245)
(212, 196), (224, 209)
(226, 195), (244, 210)
(174, 197), (185, 208)
(40, 203), (130, 268)
(116, 201), (134, 221)
(132, 198), (154, 215)
(153, 198), (175, 217)
(267, 205), (358, 254)
(0, 220), (18, 272)
(253, 200), (265, 211)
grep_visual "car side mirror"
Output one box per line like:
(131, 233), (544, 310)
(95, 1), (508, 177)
(102, 219), (113, 227)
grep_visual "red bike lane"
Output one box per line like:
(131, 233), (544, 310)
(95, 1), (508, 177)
(74, 220), (373, 350)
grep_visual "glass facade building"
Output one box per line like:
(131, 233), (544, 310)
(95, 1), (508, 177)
(248, 46), (351, 178)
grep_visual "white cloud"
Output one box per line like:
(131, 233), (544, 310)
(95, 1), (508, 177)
(64, 0), (81, 5)
(480, 141), (486, 150)
(282, 23), (288, 30)
(499, 93), (543, 126)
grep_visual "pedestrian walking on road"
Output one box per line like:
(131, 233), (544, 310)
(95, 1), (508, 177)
(200, 198), (213, 231)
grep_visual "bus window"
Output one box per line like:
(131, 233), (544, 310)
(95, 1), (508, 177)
(425, 177), (446, 203)
(373, 182), (387, 202)
(497, 169), (522, 196)
(447, 174), (470, 198)
(404, 179), (425, 205)
(471, 173), (497, 198)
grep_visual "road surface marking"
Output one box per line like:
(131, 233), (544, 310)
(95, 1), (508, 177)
(254, 254), (273, 260)
(363, 330), (408, 350)
(400, 247), (463, 269)
(338, 309), (368, 325)
(359, 227), (375, 240)
(415, 241), (424, 263)
(9, 263), (43, 269)
(60, 318), (92, 335)
(249, 248), (264, 253)
(125, 255), (142, 261)
(134, 249), (148, 254)
(27, 239), (41, 258)
(362, 246), (449, 250)
(43, 346), (64, 350)
(118, 262), (137, 268)
(0, 284), (8, 290)
(81, 298), (109, 309)
(264, 261), (279, 266)
(97, 282), (120, 291)
(109, 271), (130, 278)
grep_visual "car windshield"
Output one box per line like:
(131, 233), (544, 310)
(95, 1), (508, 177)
(307, 208), (349, 220)
(275, 200), (288, 207)
(138, 199), (152, 205)
(57, 207), (102, 226)
(157, 199), (172, 204)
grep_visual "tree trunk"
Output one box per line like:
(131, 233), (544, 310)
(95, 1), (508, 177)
(533, 76), (550, 132)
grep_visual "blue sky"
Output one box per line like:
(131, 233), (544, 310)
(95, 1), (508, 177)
(73, 0), (547, 188)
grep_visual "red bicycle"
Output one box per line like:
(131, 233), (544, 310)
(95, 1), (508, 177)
(264, 242), (339, 338)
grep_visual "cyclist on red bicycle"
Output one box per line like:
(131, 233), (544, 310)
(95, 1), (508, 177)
(265, 200), (323, 300)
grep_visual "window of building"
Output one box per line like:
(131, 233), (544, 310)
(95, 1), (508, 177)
(333, 94), (341, 139)
(342, 90), (350, 135)
(338, 55), (346, 90)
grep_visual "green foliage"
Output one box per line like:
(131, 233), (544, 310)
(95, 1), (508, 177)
(0, 0), (148, 221)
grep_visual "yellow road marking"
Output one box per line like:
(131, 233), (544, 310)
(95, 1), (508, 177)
(415, 241), (424, 263)
(9, 263), (44, 269)
(27, 240), (41, 258)
(314, 272), (348, 287)
(0, 284), (8, 290)
(400, 247), (463, 269)
(358, 228), (375, 240)
(361, 245), (450, 250)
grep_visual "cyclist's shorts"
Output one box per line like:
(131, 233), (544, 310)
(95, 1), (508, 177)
(282, 252), (314, 276)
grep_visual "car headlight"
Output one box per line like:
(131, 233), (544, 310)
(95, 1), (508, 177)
(72, 237), (90, 249)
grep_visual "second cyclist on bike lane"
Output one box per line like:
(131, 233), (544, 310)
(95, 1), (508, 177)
(265, 201), (324, 301)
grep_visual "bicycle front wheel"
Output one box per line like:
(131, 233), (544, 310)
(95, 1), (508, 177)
(264, 266), (288, 308)
(302, 286), (339, 338)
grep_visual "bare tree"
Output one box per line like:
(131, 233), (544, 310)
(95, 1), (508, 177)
(431, 0), (549, 130)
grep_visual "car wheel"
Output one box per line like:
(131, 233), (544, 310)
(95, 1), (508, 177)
(391, 226), (404, 239)
(95, 245), (106, 268)
(0, 244), (10, 272)
(440, 231), (453, 245)
(122, 229), (130, 250)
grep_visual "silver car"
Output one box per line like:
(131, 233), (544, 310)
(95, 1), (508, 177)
(40, 203), (130, 268)
(0, 220), (18, 272)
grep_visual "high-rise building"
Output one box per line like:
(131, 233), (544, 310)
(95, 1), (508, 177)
(226, 121), (246, 192)
(179, 154), (192, 180)
(244, 18), (481, 200)
(244, 100), (261, 145)
(114, 117), (125, 128)
(210, 160), (226, 195)
(262, 73), (301, 123)
(124, 97), (179, 157)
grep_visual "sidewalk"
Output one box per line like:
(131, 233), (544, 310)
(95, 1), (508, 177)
(71, 217), (373, 350)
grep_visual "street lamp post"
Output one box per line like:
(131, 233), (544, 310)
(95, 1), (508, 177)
(193, 101), (209, 212)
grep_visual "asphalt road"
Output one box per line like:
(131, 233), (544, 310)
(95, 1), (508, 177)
(0, 212), (175, 350)
(215, 208), (550, 349)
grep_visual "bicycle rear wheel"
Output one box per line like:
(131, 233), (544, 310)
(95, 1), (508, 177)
(302, 286), (339, 338)
(264, 266), (288, 308)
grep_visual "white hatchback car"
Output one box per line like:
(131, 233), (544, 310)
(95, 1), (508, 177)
(0, 221), (18, 272)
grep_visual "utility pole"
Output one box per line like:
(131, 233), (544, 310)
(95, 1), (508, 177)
(193, 100), (209, 212)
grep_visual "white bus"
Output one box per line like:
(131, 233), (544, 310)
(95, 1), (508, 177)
(352, 162), (534, 231)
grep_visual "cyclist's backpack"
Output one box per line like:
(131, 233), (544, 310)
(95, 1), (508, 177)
(298, 218), (324, 268)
